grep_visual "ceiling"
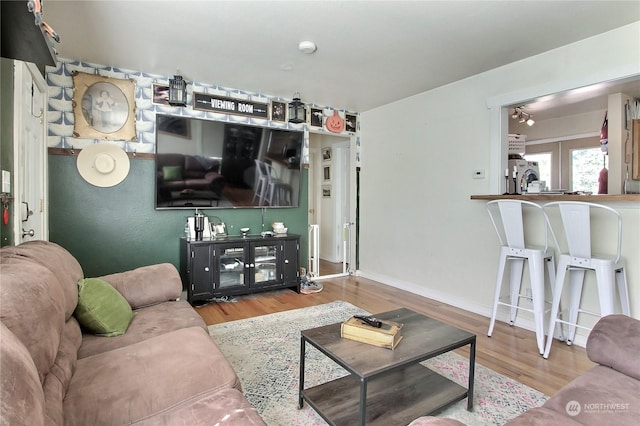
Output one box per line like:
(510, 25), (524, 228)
(43, 1), (639, 115)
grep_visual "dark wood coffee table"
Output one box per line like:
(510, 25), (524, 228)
(298, 308), (476, 426)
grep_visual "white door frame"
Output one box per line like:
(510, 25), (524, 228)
(332, 140), (350, 262)
(12, 61), (48, 243)
(307, 133), (356, 279)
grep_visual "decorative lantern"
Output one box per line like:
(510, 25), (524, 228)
(168, 73), (187, 107)
(288, 92), (306, 123)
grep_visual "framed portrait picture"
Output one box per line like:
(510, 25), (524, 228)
(270, 100), (287, 122)
(309, 107), (324, 128)
(322, 185), (331, 198)
(153, 84), (170, 105)
(345, 113), (357, 133)
(321, 147), (332, 162)
(72, 72), (137, 141)
(323, 165), (331, 182)
(157, 115), (191, 138)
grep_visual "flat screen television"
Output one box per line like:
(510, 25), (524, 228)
(155, 114), (303, 209)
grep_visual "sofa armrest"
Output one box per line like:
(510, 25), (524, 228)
(586, 314), (640, 380)
(97, 263), (182, 309)
(205, 172), (225, 196)
(204, 171), (222, 182)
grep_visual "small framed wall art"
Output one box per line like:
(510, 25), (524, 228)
(322, 147), (332, 162)
(270, 100), (288, 122)
(309, 107), (324, 128)
(152, 84), (170, 105)
(345, 113), (357, 133)
(72, 72), (137, 141)
(323, 165), (331, 182)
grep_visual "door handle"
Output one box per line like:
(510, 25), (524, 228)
(22, 228), (35, 238)
(21, 201), (33, 222)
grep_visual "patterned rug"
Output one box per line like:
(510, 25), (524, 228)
(208, 301), (548, 425)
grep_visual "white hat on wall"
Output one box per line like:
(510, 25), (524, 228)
(76, 143), (130, 187)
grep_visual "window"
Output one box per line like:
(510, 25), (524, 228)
(525, 135), (601, 191)
(571, 147), (607, 193)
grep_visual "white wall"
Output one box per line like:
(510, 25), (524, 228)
(359, 22), (640, 346)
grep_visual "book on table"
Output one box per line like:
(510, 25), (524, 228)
(340, 316), (404, 350)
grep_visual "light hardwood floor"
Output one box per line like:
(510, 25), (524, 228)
(194, 262), (595, 397)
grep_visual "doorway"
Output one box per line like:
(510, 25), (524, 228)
(12, 61), (48, 243)
(308, 133), (356, 278)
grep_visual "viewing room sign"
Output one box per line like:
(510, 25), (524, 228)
(193, 93), (268, 118)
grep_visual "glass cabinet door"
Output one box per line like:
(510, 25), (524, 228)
(252, 242), (280, 287)
(216, 244), (246, 289)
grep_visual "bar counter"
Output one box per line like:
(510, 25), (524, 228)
(470, 194), (640, 203)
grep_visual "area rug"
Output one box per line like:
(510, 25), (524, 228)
(208, 301), (548, 425)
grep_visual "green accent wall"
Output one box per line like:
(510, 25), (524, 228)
(1, 59), (15, 247)
(49, 154), (309, 277)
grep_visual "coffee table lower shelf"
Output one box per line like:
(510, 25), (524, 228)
(301, 363), (468, 426)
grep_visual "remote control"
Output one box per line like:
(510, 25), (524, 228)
(354, 315), (382, 328)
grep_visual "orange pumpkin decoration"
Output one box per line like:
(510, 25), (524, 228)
(325, 110), (344, 133)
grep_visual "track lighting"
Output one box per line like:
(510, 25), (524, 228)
(512, 107), (534, 126)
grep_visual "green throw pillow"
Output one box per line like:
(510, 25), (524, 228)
(74, 278), (134, 337)
(163, 165), (183, 181)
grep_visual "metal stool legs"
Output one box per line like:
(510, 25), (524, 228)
(542, 259), (630, 359)
(541, 201), (632, 360)
(487, 247), (555, 355)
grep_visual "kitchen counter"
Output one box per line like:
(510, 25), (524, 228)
(470, 194), (640, 202)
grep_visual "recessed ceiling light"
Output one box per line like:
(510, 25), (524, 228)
(298, 41), (317, 54)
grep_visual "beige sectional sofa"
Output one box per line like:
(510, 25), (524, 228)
(504, 314), (640, 426)
(410, 314), (640, 425)
(0, 240), (265, 425)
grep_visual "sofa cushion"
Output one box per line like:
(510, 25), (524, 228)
(0, 323), (47, 426)
(0, 241), (83, 320)
(41, 318), (82, 426)
(78, 300), (207, 358)
(162, 165), (183, 181)
(541, 365), (640, 426)
(98, 263), (182, 309)
(0, 259), (66, 384)
(586, 314), (640, 381)
(130, 387), (265, 426)
(64, 327), (241, 426)
(74, 278), (134, 336)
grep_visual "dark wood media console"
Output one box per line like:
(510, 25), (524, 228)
(180, 234), (300, 304)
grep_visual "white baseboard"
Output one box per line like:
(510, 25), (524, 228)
(355, 269), (588, 348)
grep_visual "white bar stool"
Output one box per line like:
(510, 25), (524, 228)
(486, 200), (556, 355)
(542, 201), (631, 359)
(252, 160), (270, 206)
(267, 181), (292, 206)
